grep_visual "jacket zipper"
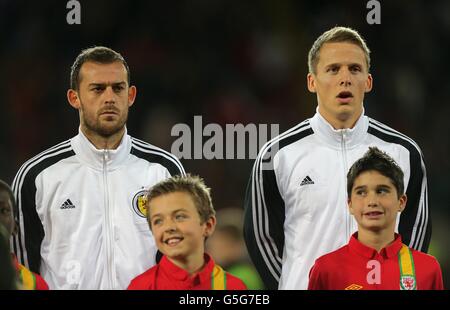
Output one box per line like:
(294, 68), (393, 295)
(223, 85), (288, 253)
(103, 150), (116, 289)
(340, 131), (350, 240)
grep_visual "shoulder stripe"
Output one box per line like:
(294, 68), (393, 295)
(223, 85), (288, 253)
(11, 140), (71, 193)
(251, 121), (314, 281)
(368, 122), (428, 250)
(131, 142), (185, 176)
(12, 144), (74, 268)
(261, 119), (311, 155)
(368, 119), (422, 155)
(416, 182), (428, 250)
(12, 141), (72, 203)
(131, 138), (185, 175)
(131, 139), (185, 175)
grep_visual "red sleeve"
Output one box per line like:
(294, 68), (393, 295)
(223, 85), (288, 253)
(127, 278), (140, 290)
(225, 273), (247, 290)
(127, 268), (155, 290)
(432, 260), (444, 290)
(127, 275), (148, 290)
(34, 273), (49, 290)
(413, 251), (445, 290)
(307, 261), (324, 290)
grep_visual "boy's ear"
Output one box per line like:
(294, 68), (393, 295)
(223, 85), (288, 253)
(348, 198), (354, 215)
(398, 194), (407, 212)
(203, 216), (216, 238)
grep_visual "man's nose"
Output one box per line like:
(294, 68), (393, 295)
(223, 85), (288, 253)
(339, 69), (352, 87)
(103, 86), (116, 104)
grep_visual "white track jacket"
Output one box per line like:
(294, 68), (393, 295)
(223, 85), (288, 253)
(12, 129), (185, 289)
(244, 110), (430, 289)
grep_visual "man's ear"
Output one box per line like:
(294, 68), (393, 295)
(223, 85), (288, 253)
(204, 216), (216, 238)
(307, 73), (317, 93)
(128, 85), (137, 107)
(67, 89), (81, 109)
(365, 73), (373, 93)
(398, 194), (407, 212)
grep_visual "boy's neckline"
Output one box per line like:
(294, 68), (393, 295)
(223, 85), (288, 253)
(350, 232), (403, 259)
(356, 229), (397, 253)
(165, 253), (211, 277)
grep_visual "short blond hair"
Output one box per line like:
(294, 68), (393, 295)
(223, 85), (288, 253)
(146, 174), (215, 226)
(308, 26), (371, 74)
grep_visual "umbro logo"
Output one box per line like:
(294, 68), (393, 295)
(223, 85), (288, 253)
(300, 176), (314, 186)
(345, 284), (363, 290)
(60, 199), (75, 209)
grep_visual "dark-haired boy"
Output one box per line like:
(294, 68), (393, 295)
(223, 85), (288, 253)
(308, 148), (443, 290)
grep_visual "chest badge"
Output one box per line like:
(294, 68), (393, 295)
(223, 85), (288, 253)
(400, 276), (416, 290)
(132, 189), (148, 218)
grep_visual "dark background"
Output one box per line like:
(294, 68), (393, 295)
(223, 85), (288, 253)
(0, 0), (448, 288)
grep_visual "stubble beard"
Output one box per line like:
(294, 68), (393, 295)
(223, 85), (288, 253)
(80, 101), (128, 138)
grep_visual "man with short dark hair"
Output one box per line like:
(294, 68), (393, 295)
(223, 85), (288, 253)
(12, 46), (185, 289)
(244, 27), (430, 289)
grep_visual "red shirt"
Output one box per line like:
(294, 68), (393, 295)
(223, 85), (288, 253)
(127, 254), (247, 290)
(308, 233), (443, 290)
(12, 254), (49, 290)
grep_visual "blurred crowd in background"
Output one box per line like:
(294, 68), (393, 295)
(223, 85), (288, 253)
(0, 0), (449, 288)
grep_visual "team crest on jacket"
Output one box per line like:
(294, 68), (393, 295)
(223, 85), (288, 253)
(400, 276), (416, 290)
(132, 190), (148, 218)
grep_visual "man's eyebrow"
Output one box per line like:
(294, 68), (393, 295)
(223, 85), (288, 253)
(325, 62), (363, 68)
(111, 82), (127, 86)
(88, 81), (126, 87)
(348, 63), (363, 68)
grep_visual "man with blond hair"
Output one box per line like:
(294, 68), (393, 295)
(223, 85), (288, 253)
(244, 26), (430, 289)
